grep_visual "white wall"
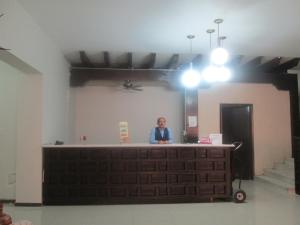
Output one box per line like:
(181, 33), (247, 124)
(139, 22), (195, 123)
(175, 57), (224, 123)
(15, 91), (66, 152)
(0, 0), (71, 203)
(15, 73), (42, 204)
(0, 60), (23, 199)
(0, 0), (70, 144)
(198, 83), (291, 175)
(73, 83), (184, 144)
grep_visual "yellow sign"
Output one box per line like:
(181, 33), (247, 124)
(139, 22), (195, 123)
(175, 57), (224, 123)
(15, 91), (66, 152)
(119, 121), (130, 143)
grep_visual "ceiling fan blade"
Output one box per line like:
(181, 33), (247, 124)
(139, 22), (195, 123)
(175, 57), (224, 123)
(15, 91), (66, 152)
(132, 87), (143, 91)
(121, 79), (143, 91)
(133, 84), (142, 87)
(0, 46), (10, 50)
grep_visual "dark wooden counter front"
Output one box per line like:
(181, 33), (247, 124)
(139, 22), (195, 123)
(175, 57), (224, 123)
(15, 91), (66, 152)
(42, 144), (233, 205)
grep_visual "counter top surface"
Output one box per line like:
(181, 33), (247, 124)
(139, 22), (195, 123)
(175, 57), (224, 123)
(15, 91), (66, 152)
(43, 143), (234, 148)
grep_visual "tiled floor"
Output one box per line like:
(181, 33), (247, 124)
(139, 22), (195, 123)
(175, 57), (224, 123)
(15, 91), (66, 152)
(4, 179), (300, 225)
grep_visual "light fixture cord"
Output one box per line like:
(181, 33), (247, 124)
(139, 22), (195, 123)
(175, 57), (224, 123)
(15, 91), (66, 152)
(189, 38), (193, 54)
(189, 37), (193, 69)
(209, 33), (212, 50)
(217, 23), (220, 47)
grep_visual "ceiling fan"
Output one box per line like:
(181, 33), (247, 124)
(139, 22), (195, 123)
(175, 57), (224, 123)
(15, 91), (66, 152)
(123, 80), (143, 91)
(0, 13), (9, 51)
(0, 47), (9, 50)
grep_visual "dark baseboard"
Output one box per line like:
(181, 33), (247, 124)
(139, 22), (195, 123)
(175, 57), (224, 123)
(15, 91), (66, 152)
(0, 199), (15, 204)
(14, 203), (42, 207)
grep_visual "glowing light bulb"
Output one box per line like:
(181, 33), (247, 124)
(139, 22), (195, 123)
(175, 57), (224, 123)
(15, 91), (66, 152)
(181, 68), (201, 88)
(202, 66), (219, 83)
(210, 47), (229, 65)
(202, 66), (231, 82)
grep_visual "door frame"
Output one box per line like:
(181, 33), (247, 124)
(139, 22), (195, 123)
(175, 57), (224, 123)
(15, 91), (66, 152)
(220, 103), (255, 179)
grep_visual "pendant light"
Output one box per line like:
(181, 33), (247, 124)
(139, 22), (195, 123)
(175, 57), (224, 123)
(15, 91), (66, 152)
(210, 19), (229, 65)
(203, 29), (219, 83)
(216, 36), (231, 82)
(180, 35), (201, 88)
(203, 19), (231, 83)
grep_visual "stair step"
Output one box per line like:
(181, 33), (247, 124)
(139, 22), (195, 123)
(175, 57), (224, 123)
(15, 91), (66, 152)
(264, 168), (294, 184)
(255, 175), (295, 194)
(284, 158), (294, 167)
(274, 161), (294, 170)
(275, 158), (295, 169)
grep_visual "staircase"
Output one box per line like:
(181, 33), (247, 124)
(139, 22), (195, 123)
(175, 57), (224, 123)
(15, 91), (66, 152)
(256, 158), (295, 193)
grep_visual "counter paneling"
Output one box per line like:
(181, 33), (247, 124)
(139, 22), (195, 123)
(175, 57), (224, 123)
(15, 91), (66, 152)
(42, 144), (233, 205)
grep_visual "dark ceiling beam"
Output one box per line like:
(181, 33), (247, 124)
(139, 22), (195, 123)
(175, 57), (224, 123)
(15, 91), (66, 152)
(141, 53), (156, 69)
(79, 51), (94, 67)
(227, 55), (243, 68)
(232, 70), (297, 90)
(239, 56), (263, 71)
(70, 68), (171, 86)
(191, 54), (203, 68)
(255, 57), (282, 73)
(177, 54), (202, 71)
(0, 11), (9, 50)
(71, 62), (83, 67)
(0, 46), (9, 50)
(270, 58), (300, 73)
(127, 52), (133, 69)
(166, 54), (179, 69)
(103, 51), (110, 68)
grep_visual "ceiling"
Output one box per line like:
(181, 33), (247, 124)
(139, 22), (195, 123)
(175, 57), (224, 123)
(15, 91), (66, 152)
(17, 0), (300, 67)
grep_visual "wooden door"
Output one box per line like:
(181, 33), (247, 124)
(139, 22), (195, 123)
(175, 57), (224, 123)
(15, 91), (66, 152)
(220, 104), (254, 180)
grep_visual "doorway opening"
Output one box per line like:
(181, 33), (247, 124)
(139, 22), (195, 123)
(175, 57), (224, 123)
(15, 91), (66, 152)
(0, 52), (42, 202)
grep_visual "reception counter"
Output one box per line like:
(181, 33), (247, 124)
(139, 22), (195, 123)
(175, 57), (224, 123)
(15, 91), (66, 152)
(42, 144), (234, 205)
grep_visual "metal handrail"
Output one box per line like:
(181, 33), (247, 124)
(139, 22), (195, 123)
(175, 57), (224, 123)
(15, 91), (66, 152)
(233, 141), (243, 151)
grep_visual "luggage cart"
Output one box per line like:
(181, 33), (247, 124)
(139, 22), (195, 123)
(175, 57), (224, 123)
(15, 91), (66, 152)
(232, 141), (247, 203)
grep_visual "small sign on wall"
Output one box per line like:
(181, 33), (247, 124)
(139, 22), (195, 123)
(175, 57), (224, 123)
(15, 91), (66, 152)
(119, 121), (130, 143)
(188, 116), (197, 127)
